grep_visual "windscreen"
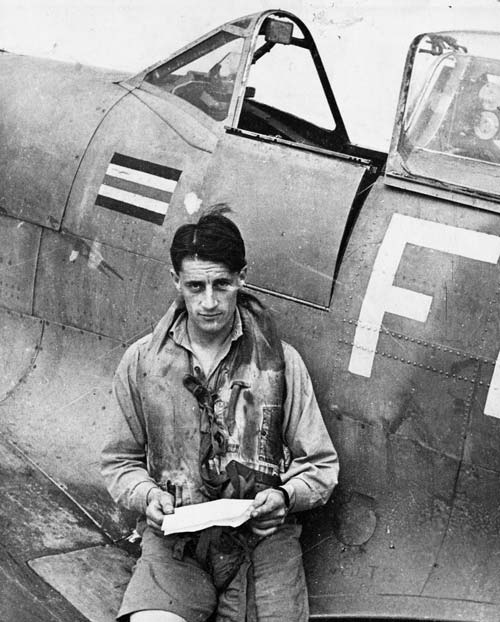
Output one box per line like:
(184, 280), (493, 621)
(389, 32), (500, 199)
(144, 31), (244, 122)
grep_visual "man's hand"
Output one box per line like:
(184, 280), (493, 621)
(249, 488), (288, 537)
(145, 488), (174, 534)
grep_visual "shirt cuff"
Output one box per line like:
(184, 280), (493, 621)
(281, 479), (320, 513)
(281, 482), (297, 512)
(130, 481), (161, 515)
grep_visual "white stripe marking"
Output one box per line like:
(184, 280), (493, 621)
(107, 163), (178, 194)
(99, 184), (169, 215)
(349, 214), (500, 379)
(386, 286), (433, 322)
(485, 354), (500, 419)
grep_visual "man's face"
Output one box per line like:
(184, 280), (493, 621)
(171, 258), (246, 341)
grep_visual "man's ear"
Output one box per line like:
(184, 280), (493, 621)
(170, 268), (181, 291)
(238, 266), (247, 286)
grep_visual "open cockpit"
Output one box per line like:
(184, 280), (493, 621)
(133, 11), (384, 164)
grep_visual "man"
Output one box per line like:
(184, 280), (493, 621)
(101, 206), (339, 622)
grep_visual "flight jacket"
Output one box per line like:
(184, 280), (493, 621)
(101, 295), (339, 516)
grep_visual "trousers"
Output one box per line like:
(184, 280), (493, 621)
(118, 521), (308, 622)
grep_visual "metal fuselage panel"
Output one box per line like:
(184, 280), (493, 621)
(0, 58), (222, 550)
(0, 53), (126, 229)
(201, 130), (369, 307)
(261, 178), (500, 619)
(62, 87), (218, 261)
(0, 215), (41, 315)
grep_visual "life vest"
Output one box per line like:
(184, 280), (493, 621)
(137, 292), (286, 505)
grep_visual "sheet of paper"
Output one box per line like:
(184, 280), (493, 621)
(161, 499), (254, 536)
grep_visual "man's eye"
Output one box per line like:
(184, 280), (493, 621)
(188, 283), (202, 292)
(216, 281), (231, 289)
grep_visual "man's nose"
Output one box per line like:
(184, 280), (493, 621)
(201, 286), (217, 309)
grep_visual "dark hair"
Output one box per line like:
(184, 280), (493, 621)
(170, 203), (246, 274)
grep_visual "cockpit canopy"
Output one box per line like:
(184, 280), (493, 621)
(132, 10), (348, 153)
(387, 31), (500, 205)
(144, 29), (243, 122)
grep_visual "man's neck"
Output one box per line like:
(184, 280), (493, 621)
(187, 316), (233, 352)
(186, 316), (235, 378)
